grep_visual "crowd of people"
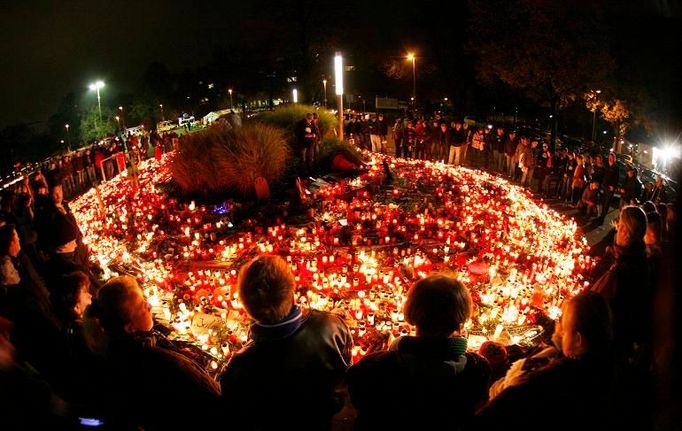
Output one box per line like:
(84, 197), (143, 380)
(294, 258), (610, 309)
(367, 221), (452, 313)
(346, 112), (673, 226)
(0, 112), (678, 430)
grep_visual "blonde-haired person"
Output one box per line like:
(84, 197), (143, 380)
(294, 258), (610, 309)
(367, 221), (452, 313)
(592, 205), (651, 366)
(347, 274), (490, 430)
(84, 276), (220, 430)
(476, 291), (614, 431)
(219, 255), (352, 431)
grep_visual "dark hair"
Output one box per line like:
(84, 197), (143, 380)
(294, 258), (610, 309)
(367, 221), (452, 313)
(566, 291), (612, 355)
(645, 211), (662, 242)
(0, 224), (17, 256)
(238, 255), (295, 324)
(404, 274), (472, 337)
(53, 271), (90, 323)
(641, 201), (657, 214)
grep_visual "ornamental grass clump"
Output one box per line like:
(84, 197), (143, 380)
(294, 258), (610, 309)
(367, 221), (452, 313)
(170, 123), (290, 197)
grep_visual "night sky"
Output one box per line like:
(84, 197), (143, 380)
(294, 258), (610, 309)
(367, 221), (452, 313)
(2, 0), (681, 130)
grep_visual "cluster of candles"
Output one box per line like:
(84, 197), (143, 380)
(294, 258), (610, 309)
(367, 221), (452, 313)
(71, 152), (595, 369)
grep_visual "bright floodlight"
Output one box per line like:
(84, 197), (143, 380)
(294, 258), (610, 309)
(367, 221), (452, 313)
(89, 80), (104, 90)
(407, 52), (415, 61)
(292, 88), (298, 103)
(663, 145), (679, 161)
(334, 53), (343, 95)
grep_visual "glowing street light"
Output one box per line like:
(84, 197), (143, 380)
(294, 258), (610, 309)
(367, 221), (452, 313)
(322, 79), (328, 109)
(335, 52), (344, 140)
(407, 52), (416, 109)
(89, 80), (105, 122)
(65, 124), (71, 151)
(228, 88), (234, 110)
(159, 104), (164, 121)
(115, 115), (120, 129)
(118, 106), (126, 129)
(292, 88), (298, 103)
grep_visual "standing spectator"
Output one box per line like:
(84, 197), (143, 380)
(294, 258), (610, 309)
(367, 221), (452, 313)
(504, 130), (518, 178)
(403, 120), (416, 159)
(393, 118), (404, 158)
(369, 116), (381, 153)
(220, 255), (352, 431)
(436, 122), (451, 162)
(448, 120), (466, 166)
(598, 152), (619, 225)
(619, 166), (643, 208)
(376, 114), (388, 153)
(470, 128), (485, 168)
(571, 154), (587, 205)
(647, 176), (667, 203)
(348, 274), (490, 430)
(295, 113), (319, 174)
(491, 125), (506, 173)
(592, 154), (606, 186)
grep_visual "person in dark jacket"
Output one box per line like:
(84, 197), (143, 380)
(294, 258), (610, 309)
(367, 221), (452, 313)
(220, 255), (353, 431)
(619, 166), (643, 208)
(84, 276), (220, 430)
(295, 113), (319, 173)
(475, 291), (614, 431)
(598, 152), (620, 225)
(347, 274), (490, 431)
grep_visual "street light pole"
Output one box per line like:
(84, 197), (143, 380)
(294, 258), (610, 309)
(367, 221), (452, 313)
(335, 53), (344, 140)
(591, 89), (601, 142)
(118, 106), (125, 129)
(322, 79), (327, 109)
(228, 89), (234, 110)
(160, 104), (164, 121)
(407, 53), (416, 109)
(65, 124), (71, 152)
(89, 81), (105, 122)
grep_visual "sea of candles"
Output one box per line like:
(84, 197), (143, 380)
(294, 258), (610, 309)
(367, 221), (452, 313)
(71, 151), (596, 369)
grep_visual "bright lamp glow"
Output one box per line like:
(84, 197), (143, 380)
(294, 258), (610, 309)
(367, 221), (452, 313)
(334, 53), (343, 95)
(292, 89), (298, 103)
(89, 80), (104, 90)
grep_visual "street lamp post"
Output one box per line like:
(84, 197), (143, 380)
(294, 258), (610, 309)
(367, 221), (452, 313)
(89, 80), (105, 122)
(118, 106), (125, 129)
(159, 104), (164, 121)
(591, 90), (601, 142)
(292, 88), (298, 103)
(407, 53), (416, 109)
(65, 124), (71, 152)
(115, 116), (120, 130)
(335, 53), (344, 140)
(228, 89), (234, 110)
(322, 79), (327, 109)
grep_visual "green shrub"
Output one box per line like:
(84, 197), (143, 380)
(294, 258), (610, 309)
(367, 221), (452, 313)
(257, 105), (338, 142)
(170, 123), (290, 197)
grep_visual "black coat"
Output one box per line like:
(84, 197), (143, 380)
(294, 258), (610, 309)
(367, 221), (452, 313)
(104, 332), (221, 430)
(220, 309), (352, 431)
(475, 356), (613, 431)
(348, 336), (490, 431)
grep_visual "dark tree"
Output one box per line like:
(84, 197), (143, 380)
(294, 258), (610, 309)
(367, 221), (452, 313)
(468, 0), (614, 147)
